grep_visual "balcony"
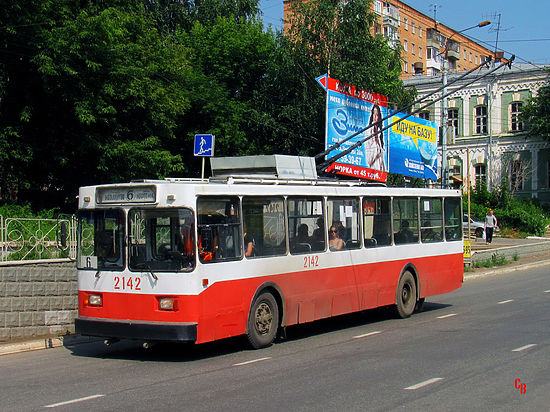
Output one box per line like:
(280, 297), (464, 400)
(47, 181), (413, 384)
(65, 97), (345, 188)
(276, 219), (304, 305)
(382, 3), (399, 27)
(426, 28), (444, 48)
(446, 40), (460, 60)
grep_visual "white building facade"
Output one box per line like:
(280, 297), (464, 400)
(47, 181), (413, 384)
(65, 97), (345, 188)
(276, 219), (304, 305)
(404, 63), (550, 204)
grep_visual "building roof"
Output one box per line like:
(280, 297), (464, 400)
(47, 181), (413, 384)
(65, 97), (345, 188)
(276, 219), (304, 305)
(403, 62), (550, 87)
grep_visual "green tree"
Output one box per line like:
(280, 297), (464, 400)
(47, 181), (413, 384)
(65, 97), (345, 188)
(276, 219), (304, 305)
(251, 0), (410, 162)
(0, 2), (195, 206)
(522, 72), (550, 139)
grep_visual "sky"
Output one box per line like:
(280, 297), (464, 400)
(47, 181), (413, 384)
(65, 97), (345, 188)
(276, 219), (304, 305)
(259, 0), (550, 65)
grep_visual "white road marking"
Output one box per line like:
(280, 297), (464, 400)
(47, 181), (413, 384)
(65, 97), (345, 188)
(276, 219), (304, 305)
(404, 377), (444, 390)
(512, 344), (537, 352)
(233, 357), (271, 366)
(437, 313), (457, 319)
(353, 331), (382, 339)
(498, 299), (514, 304)
(44, 394), (105, 408)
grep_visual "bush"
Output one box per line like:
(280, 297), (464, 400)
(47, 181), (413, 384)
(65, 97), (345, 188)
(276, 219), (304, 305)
(0, 203), (58, 219)
(465, 183), (550, 236)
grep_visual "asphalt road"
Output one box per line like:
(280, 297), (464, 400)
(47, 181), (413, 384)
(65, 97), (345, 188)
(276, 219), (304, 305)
(1, 266), (549, 411)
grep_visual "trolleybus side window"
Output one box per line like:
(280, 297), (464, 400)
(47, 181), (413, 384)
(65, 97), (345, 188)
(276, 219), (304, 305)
(393, 197), (419, 245)
(288, 197), (325, 254)
(444, 197), (462, 241)
(197, 197), (242, 263)
(363, 197), (392, 247)
(420, 197), (443, 243)
(128, 208), (195, 271)
(327, 198), (361, 250)
(77, 210), (124, 270)
(242, 197), (286, 257)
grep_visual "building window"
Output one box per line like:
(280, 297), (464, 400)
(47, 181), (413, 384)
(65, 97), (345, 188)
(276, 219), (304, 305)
(475, 105), (487, 134)
(412, 22), (415, 34)
(464, 49), (467, 59)
(411, 43), (415, 54)
(419, 25), (422, 37)
(510, 102), (523, 132)
(510, 160), (523, 191)
(404, 18), (408, 30)
(418, 46), (422, 58)
(419, 111), (430, 120)
(404, 60), (408, 72)
(403, 39), (408, 51)
(374, 23), (381, 35)
(374, 0), (382, 14)
(469, 52), (472, 62)
(426, 47), (433, 59)
(447, 108), (459, 137)
(474, 164), (486, 187)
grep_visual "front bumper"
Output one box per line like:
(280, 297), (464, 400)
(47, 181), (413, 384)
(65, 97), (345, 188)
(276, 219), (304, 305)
(75, 317), (197, 342)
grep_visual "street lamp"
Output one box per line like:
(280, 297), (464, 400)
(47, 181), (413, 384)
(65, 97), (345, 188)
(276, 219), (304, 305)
(440, 20), (490, 188)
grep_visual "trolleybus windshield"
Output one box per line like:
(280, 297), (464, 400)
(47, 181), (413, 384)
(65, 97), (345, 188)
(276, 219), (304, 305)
(128, 208), (195, 272)
(77, 210), (124, 270)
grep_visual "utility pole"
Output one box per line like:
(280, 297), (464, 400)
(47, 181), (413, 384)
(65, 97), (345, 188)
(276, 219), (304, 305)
(441, 56), (448, 188)
(440, 20), (491, 188)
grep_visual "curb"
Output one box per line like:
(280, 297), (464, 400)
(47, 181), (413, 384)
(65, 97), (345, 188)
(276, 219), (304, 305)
(0, 334), (100, 357)
(464, 259), (550, 280)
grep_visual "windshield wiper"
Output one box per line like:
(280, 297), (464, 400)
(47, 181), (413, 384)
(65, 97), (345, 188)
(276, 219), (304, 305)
(134, 262), (158, 281)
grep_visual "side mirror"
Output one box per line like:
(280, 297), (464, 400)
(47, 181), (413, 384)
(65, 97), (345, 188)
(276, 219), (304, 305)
(59, 221), (68, 248)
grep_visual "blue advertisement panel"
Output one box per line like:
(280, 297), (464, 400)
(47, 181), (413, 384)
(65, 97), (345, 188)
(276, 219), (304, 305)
(388, 114), (438, 180)
(323, 76), (389, 182)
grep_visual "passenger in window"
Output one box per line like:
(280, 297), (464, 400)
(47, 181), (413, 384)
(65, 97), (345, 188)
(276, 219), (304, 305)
(312, 217), (325, 242)
(295, 224), (309, 243)
(174, 221), (194, 267)
(244, 226), (255, 257)
(198, 229), (215, 261)
(364, 104), (385, 171)
(291, 224), (311, 253)
(395, 220), (413, 244)
(329, 224), (345, 251)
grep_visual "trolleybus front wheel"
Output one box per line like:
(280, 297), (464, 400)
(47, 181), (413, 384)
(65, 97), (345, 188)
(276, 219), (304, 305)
(395, 271), (417, 319)
(246, 292), (279, 349)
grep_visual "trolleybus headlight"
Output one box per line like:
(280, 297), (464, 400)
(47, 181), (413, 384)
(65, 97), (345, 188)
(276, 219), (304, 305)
(87, 294), (102, 307)
(158, 297), (177, 311)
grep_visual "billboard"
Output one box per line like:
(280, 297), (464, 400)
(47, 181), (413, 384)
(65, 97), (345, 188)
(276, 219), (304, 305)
(318, 74), (389, 182)
(318, 74), (438, 181)
(388, 114), (438, 180)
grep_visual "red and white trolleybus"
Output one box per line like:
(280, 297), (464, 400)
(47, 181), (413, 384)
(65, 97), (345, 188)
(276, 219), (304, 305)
(75, 155), (463, 348)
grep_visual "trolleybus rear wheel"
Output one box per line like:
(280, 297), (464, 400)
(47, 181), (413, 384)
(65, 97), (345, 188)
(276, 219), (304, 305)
(395, 271), (417, 319)
(246, 292), (279, 349)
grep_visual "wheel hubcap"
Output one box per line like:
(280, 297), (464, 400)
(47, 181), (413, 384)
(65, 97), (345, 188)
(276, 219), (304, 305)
(402, 284), (411, 305)
(255, 302), (273, 335)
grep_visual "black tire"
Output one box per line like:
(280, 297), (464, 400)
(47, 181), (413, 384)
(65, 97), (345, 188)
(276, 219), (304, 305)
(246, 292), (279, 349)
(475, 227), (484, 238)
(394, 271), (417, 319)
(415, 297), (425, 313)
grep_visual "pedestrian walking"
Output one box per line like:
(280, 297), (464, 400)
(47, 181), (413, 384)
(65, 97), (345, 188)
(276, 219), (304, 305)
(484, 209), (498, 244)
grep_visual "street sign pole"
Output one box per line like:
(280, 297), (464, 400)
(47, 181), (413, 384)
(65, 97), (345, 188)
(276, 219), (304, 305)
(194, 134), (215, 180)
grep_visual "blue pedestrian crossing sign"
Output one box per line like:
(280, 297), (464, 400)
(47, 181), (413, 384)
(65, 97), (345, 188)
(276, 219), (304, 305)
(194, 134), (215, 157)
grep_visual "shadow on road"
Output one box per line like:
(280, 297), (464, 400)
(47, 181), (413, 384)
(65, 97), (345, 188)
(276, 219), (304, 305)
(64, 301), (452, 361)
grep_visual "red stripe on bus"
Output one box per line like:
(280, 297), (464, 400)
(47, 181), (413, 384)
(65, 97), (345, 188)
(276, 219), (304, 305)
(79, 253), (462, 344)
